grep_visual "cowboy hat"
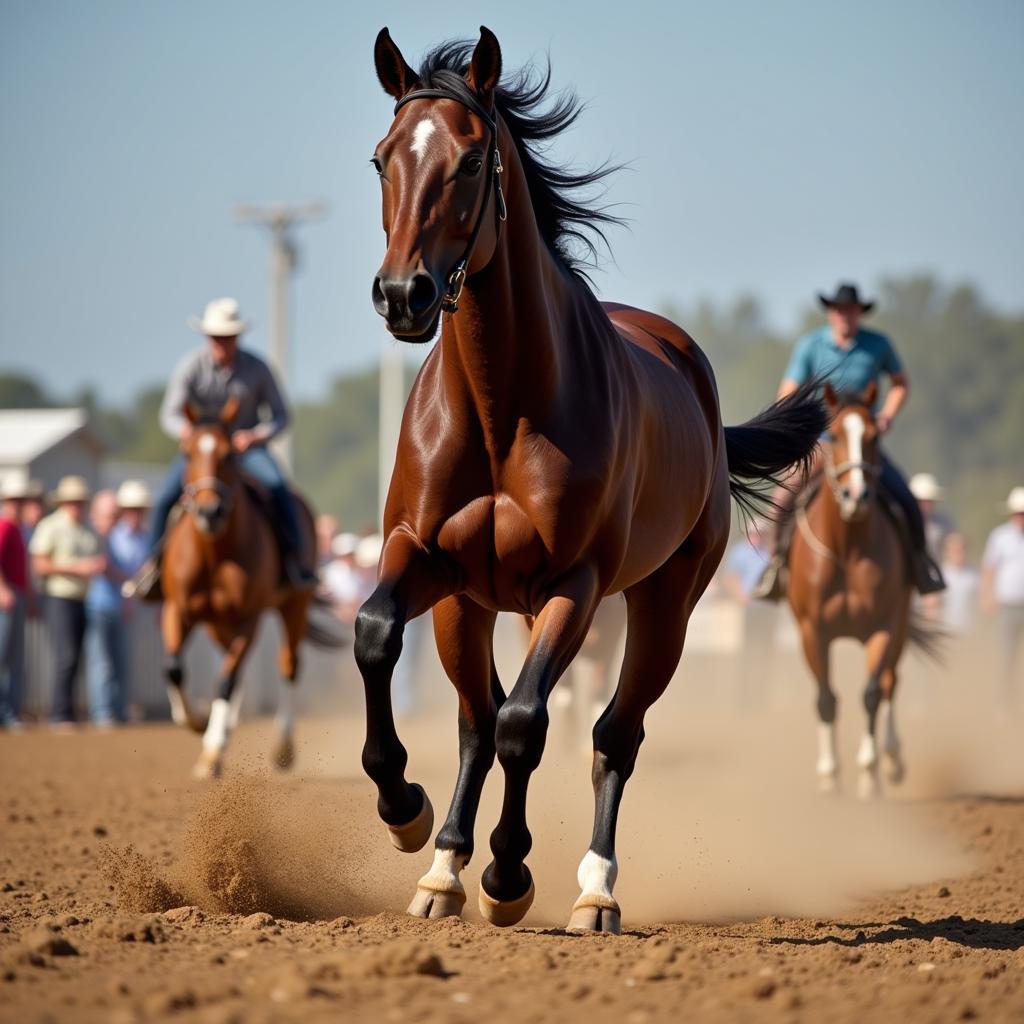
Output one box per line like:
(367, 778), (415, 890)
(331, 532), (360, 557)
(187, 297), (249, 337)
(355, 533), (384, 570)
(116, 480), (152, 509)
(0, 471), (35, 500)
(909, 473), (944, 502)
(49, 475), (92, 504)
(1005, 486), (1024, 515)
(818, 282), (875, 313)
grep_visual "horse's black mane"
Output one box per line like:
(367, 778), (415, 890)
(416, 40), (624, 278)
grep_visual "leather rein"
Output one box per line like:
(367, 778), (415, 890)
(393, 86), (507, 313)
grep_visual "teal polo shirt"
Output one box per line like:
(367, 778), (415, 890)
(783, 326), (903, 399)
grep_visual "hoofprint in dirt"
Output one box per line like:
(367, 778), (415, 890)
(1, 714), (1022, 1024)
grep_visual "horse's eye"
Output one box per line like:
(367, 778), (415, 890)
(370, 156), (383, 176)
(461, 154), (484, 177)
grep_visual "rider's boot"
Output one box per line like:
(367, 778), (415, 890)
(753, 554), (787, 602)
(122, 557), (162, 602)
(912, 551), (946, 595)
(283, 553), (318, 591)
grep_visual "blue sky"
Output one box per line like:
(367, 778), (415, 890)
(1, 0), (1021, 403)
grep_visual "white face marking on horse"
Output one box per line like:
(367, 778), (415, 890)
(410, 118), (436, 163)
(197, 432), (217, 455)
(841, 412), (867, 502)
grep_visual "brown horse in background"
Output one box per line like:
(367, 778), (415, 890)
(788, 382), (928, 799)
(160, 397), (327, 778)
(354, 26), (827, 933)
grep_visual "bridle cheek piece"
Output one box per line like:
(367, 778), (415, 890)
(393, 87), (507, 314)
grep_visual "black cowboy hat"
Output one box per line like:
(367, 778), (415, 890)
(818, 282), (875, 313)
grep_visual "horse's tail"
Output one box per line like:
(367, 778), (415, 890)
(723, 380), (828, 520)
(907, 611), (947, 663)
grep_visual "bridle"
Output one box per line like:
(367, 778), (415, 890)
(393, 84), (507, 313)
(821, 424), (881, 506)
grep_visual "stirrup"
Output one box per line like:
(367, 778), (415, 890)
(123, 559), (162, 602)
(752, 557), (786, 602)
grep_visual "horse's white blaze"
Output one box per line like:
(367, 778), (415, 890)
(882, 701), (899, 754)
(410, 118), (436, 162)
(816, 722), (837, 776)
(417, 848), (468, 894)
(275, 683), (295, 739)
(197, 432), (217, 455)
(167, 685), (187, 727)
(577, 849), (618, 899)
(841, 412), (866, 500)
(202, 697), (232, 753)
(856, 732), (878, 768)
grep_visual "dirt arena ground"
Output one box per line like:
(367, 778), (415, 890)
(2, 638), (1023, 1023)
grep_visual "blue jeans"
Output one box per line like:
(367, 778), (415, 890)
(0, 592), (25, 724)
(47, 595), (87, 723)
(149, 447), (301, 555)
(86, 606), (127, 724)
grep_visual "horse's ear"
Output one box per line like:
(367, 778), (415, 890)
(862, 380), (878, 408)
(466, 25), (502, 100)
(184, 401), (198, 425)
(221, 395), (240, 427)
(374, 27), (419, 101)
(822, 382), (839, 412)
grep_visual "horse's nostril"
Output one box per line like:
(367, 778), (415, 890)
(409, 273), (438, 315)
(371, 276), (388, 318)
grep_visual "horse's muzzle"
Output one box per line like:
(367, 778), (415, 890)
(194, 500), (228, 535)
(372, 271), (442, 342)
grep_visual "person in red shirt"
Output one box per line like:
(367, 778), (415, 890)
(0, 475), (30, 729)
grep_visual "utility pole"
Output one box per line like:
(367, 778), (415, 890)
(234, 201), (326, 472)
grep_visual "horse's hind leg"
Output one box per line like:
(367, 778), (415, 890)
(798, 618), (838, 793)
(856, 629), (898, 800)
(479, 566), (600, 927)
(271, 593), (311, 771)
(879, 665), (905, 784)
(161, 603), (204, 732)
(407, 596), (502, 920)
(194, 623), (256, 779)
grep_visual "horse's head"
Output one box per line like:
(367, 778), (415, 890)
(370, 26), (505, 342)
(181, 396), (240, 536)
(821, 382), (881, 523)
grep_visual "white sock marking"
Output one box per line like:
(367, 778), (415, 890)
(856, 732), (878, 768)
(410, 118), (436, 162)
(417, 848), (468, 895)
(203, 697), (232, 753)
(577, 849), (618, 899)
(816, 722), (837, 776)
(167, 685), (187, 727)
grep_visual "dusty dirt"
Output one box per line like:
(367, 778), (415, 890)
(2, 640), (1023, 1023)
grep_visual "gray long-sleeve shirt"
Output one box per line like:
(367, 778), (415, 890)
(159, 347), (291, 442)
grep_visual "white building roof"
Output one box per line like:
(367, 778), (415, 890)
(0, 408), (97, 464)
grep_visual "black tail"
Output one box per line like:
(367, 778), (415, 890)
(723, 380), (828, 520)
(907, 612), (946, 663)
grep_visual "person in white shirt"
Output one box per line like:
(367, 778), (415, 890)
(940, 533), (979, 634)
(982, 487), (1024, 704)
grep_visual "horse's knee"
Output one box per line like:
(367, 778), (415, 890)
(354, 599), (403, 676)
(816, 688), (837, 723)
(592, 716), (644, 781)
(495, 700), (548, 774)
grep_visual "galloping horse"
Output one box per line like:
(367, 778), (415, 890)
(161, 397), (329, 778)
(356, 26), (827, 933)
(788, 382), (927, 798)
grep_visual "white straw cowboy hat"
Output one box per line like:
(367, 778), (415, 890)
(1005, 486), (1024, 515)
(909, 473), (944, 502)
(1, 471), (36, 500)
(188, 297), (249, 337)
(49, 475), (92, 504)
(116, 480), (152, 509)
(331, 532), (360, 557)
(355, 533), (384, 570)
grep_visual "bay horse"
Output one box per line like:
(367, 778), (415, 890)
(788, 382), (927, 799)
(357, 26), (827, 933)
(161, 397), (331, 779)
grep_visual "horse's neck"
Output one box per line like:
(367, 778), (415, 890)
(440, 138), (584, 454)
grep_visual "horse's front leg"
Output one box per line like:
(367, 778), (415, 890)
(355, 531), (455, 852)
(407, 595), (502, 919)
(479, 566), (600, 926)
(161, 601), (204, 733)
(194, 622), (257, 779)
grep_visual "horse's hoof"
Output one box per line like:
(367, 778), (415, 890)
(407, 886), (466, 920)
(857, 770), (880, 800)
(478, 877), (535, 927)
(386, 785), (434, 853)
(271, 738), (295, 771)
(882, 752), (905, 784)
(192, 751), (222, 780)
(567, 894), (621, 935)
(817, 773), (839, 795)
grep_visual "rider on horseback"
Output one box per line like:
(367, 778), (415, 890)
(756, 282), (945, 600)
(125, 298), (317, 599)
